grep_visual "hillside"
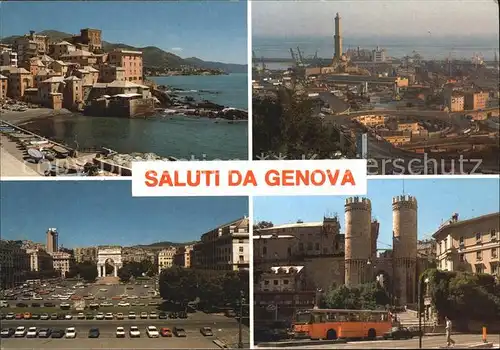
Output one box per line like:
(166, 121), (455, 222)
(1, 30), (246, 73)
(133, 241), (198, 248)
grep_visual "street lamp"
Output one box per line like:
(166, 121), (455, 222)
(418, 276), (430, 349)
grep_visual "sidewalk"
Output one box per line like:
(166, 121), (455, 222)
(0, 144), (40, 177)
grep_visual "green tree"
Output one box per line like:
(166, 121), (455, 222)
(324, 283), (389, 310)
(254, 221), (274, 229)
(117, 266), (132, 282)
(76, 262), (98, 282)
(253, 89), (345, 160)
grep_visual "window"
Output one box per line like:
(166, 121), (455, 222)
(239, 247), (243, 253)
(264, 280), (269, 285)
(476, 251), (482, 260)
(239, 255), (244, 262)
(492, 264), (499, 275)
(315, 243), (320, 250)
(492, 248), (498, 259)
(459, 237), (464, 246)
(460, 254), (465, 262)
(476, 232), (481, 242)
(262, 247), (267, 255)
(307, 242), (313, 251)
(273, 280), (278, 285)
(283, 280), (289, 285)
(476, 265), (483, 274)
(298, 243), (304, 251)
(287, 247), (292, 256)
(491, 230), (498, 241)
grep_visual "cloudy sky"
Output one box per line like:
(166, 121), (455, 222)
(252, 0), (499, 38)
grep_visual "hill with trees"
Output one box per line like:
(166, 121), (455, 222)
(1, 30), (246, 73)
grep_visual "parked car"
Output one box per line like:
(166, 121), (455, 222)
(40, 313), (49, 320)
(0, 328), (15, 338)
(128, 312), (136, 319)
(77, 313), (85, 320)
(383, 326), (414, 340)
(14, 326), (27, 337)
(160, 327), (172, 337)
(129, 326), (141, 338)
(38, 328), (51, 338)
(173, 327), (187, 337)
(149, 312), (158, 319)
(140, 312), (148, 319)
(85, 313), (94, 320)
(65, 327), (77, 339)
(116, 313), (124, 320)
(200, 327), (213, 336)
(95, 312), (105, 320)
(26, 327), (38, 338)
(146, 326), (159, 338)
(105, 313), (114, 320)
(116, 326), (125, 338)
(51, 329), (65, 338)
(158, 312), (168, 319)
(88, 328), (100, 338)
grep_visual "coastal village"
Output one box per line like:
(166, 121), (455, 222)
(0, 29), (248, 177)
(0, 29), (154, 118)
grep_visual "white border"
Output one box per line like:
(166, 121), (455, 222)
(247, 0), (253, 162)
(248, 194), (255, 349)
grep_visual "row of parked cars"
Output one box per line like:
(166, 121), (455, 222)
(1, 326), (214, 339)
(1, 310), (188, 321)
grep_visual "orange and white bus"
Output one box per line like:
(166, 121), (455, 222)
(292, 308), (392, 340)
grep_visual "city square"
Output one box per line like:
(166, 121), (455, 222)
(0, 181), (250, 348)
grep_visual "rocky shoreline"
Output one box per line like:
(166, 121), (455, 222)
(152, 85), (248, 121)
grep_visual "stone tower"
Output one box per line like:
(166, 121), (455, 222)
(392, 195), (418, 305)
(344, 197), (372, 286)
(334, 12), (343, 60)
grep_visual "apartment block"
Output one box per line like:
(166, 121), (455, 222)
(433, 212), (499, 276)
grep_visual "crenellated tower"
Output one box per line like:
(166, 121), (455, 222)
(392, 195), (418, 305)
(344, 197), (372, 286)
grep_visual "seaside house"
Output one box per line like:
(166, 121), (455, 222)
(38, 76), (65, 109)
(63, 76), (83, 111)
(60, 49), (97, 66)
(24, 57), (45, 76)
(49, 40), (76, 60)
(23, 88), (39, 104)
(48, 60), (70, 76)
(0, 74), (8, 100)
(40, 54), (55, 67)
(34, 68), (61, 88)
(99, 65), (126, 83)
(0, 67), (33, 99)
(107, 49), (143, 84)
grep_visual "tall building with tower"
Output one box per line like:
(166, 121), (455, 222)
(392, 195), (418, 305)
(334, 13), (343, 60)
(46, 228), (58, 253)
(344, 197), (372, 286)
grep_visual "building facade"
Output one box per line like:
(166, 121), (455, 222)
(433, 212), (499, 276)
(464, 91), (489, 110)
(158, 247), (177, 273)
(173, 245), (194, 268)
(192, 217), (250, 271)
(50, 251), (75, 278)
(107, 49), (143, 84)
(46, 228), (58, 253)
(26, 248), (53, 272)
(0, 240), (30, 289)
(74, 247), (98, 263)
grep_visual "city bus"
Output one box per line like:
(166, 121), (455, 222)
(292, 308), (392, 340)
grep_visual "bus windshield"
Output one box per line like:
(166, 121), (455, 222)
(295, 311), (311, 325)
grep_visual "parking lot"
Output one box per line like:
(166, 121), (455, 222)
(1, 279), (250, 348)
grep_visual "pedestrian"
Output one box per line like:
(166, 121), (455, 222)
(445, 316), (456, 347)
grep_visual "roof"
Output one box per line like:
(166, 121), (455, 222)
(36, 68), (57, 76)
(64, 76), (81, 81)
(256, 221), (324, 232)
(55, 40), (74, 46)
(11, 67), (30, 74)
(107, 80), (142, 88)
(39, 54), (54, 62)
(432, 212), (500, 239)
(112, 93), (142, 98)
(42, 76), (65, 83)
(83, 66), (99, 72)
(61, 49), (94, 57)
(92, 83), (108, 89)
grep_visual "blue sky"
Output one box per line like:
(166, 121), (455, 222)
(254, 178), (500, 249)
(0, 181), (248, 248)
(0, 1), (247, 64)
(253, 1), (499, 37)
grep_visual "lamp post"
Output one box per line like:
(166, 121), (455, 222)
(418, 276), (429, 349)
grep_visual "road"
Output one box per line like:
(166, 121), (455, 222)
(273, 334), (496, 349)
